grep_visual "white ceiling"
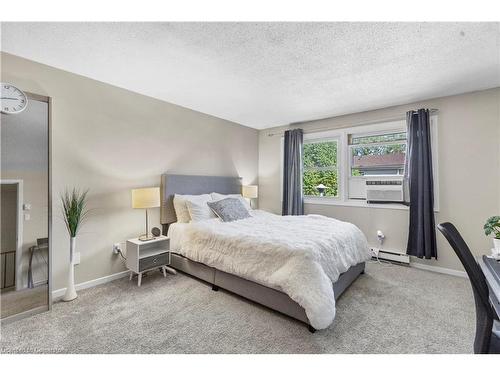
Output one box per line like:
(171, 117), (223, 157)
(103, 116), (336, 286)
(1, 22), (499, 129)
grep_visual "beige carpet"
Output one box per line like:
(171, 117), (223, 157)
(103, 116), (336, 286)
(1, 285), (48, 319)
(0, 262), (475, 353)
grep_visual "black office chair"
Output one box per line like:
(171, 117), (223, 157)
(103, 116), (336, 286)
(437, 222), (500, 354)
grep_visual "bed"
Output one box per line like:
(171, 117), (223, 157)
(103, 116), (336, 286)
(160, 174), (370, 332)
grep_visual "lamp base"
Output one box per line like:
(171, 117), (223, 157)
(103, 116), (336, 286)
(138, 234), (155, 241)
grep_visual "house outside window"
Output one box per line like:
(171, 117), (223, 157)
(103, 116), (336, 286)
(347, 130), (407, 200)
(349, 131), (407, 177)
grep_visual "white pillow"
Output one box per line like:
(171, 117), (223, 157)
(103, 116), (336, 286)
(186, 199), (217, 222)
(173, 194), (211, 223)
(210, 192), (251, 211)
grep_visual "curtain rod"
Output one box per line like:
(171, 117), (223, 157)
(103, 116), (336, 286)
(266, 108), (439, 137)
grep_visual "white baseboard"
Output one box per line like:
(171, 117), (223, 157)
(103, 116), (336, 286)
(370, 245), (468, 278)
(410, 262), (467, 278)
(50, 259), (466, 300)
(52, 270), (130, 299)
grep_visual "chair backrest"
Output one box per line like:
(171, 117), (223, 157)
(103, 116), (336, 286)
(437, 222), (493, 318)
(37, 237), (48, 246)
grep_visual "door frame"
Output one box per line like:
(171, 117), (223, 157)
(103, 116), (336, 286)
(0, 179), (23, 290)
(26, 92), (53, 311)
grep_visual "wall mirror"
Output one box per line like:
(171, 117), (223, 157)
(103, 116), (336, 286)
(1, 91), (51, 321)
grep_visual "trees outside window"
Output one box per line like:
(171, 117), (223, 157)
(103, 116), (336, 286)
(303, 140), (338, 197)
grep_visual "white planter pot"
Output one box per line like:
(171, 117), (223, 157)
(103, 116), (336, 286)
(63, 237), (78, 302)
(493, 238), (500, 255)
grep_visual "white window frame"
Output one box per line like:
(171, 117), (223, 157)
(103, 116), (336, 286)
(346, 122), (407, 201)
(302, 135), (342, 201)
(289, 116), (440, 211)
(348, 131), (407, 178)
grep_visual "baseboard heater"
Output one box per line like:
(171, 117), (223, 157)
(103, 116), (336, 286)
(371, 248), (410, 265)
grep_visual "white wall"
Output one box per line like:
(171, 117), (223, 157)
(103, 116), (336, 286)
(1, 52), (259, 290)
(259, 88), (500, 272)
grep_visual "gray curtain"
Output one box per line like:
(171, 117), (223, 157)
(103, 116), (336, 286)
(282, 129), (304, 215)
(405, 109), (437, 259)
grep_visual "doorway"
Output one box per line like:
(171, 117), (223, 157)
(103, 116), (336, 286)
(1, 180), (23, 291)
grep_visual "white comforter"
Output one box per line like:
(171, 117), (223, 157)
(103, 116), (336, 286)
(179, 210), (371, 329)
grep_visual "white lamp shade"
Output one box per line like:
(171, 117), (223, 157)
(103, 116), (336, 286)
(131, 187), (160, 209)
(242, 185), (258, 199)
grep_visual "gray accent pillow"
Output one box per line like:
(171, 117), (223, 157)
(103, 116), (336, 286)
(207, 197), (251, 222)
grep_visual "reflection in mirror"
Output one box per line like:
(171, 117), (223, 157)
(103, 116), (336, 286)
(1, 96), (50, 319)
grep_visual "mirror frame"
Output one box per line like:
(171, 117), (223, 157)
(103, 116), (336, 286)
(1, 91), (52, 323)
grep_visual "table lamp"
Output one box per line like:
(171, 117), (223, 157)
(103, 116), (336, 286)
(132, 187), (160, 241)
(242, 185), (258, 209)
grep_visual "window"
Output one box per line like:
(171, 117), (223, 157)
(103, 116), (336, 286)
(303, 139), (339, 197)
(286, 116), (438, 210)
(347, 129), (407, 200)
(349, 131), (407, 177)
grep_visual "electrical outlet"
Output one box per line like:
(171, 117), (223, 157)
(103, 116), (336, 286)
(113, 243), (121, 254)
(73, 252), (81, 265)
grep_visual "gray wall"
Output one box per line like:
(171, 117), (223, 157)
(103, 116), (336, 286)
(259, 88), (500, 272)
(2, 98), (49, 287)
(1, 52), (259, 291)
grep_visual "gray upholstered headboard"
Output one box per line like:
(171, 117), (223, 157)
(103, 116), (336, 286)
(160, 174), (242, 230)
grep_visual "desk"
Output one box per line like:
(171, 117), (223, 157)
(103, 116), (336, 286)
(479, 255), (500, 318)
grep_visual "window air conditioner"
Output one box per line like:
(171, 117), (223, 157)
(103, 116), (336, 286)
(366, 179), (404, 203)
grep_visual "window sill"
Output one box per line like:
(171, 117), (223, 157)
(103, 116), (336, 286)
(304, 197), (409, 211)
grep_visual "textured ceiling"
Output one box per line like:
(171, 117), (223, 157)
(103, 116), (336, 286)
(1, 22), (499, 129)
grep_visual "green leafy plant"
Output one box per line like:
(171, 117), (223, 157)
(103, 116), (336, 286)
(303, 141), (339, 197)
(61, 188), (90, 237)
(484, 216), (500, 240)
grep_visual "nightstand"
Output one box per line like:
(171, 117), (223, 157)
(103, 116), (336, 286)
(126, 236), (176, 286)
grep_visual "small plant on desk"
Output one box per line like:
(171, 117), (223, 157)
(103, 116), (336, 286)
(484, 216), (500, 254)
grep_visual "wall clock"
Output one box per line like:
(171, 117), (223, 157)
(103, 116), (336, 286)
(1, 83), (28, 115)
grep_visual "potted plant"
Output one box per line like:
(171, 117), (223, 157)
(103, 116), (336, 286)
(484, 216), (500, 253)
(61, 188), (90, 301)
